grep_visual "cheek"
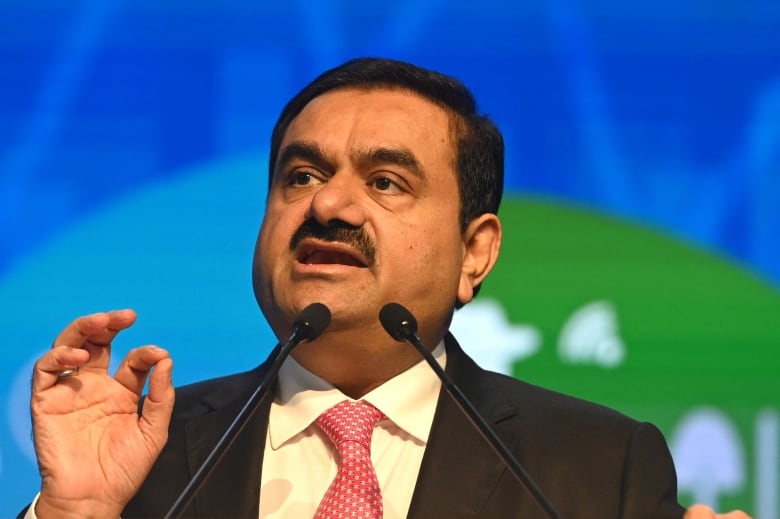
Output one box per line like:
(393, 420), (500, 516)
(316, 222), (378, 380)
(260, 205), (295, 247)
(256, 217), (290, 272)
(262, 197), (310, 241)
(257, 222), (275, 257)
(396, 225), (462, 276)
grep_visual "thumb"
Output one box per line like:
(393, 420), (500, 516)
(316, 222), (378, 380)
(139, 357), (175, 447)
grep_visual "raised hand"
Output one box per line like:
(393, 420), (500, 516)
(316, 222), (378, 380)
(30, 310), (174, 519)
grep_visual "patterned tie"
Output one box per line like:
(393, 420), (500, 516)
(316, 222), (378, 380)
(314, 400), (386, 519)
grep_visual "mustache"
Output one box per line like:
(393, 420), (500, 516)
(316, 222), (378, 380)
(290, 219), (377, 267)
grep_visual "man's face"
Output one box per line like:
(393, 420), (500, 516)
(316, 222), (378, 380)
(253, 88), (470, 344)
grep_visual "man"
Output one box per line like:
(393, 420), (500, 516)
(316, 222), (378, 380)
(25, 58), (750, 518)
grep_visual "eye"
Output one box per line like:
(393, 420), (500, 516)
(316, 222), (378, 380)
(371, 175), (403, 194)
(286, 170), (323, 187)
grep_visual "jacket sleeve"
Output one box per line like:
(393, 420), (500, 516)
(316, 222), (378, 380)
(618, 421), (686, 519)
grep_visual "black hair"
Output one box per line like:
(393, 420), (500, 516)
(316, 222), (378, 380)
(269, 57), (504, 230)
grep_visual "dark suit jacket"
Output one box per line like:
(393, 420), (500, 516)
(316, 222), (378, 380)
(123, 334), (686, 519)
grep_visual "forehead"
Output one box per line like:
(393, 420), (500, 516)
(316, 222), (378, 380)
(279, 88), (456, 168)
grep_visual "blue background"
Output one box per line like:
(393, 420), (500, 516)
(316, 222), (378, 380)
(1, 0), (778, 514)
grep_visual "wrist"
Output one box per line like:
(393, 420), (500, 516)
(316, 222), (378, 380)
(36, 494), (122, 519)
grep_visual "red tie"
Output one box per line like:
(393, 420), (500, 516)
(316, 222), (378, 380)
(314, 400), (386, 519)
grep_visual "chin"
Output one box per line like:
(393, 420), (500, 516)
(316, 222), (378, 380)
(318, 299), (380, 331)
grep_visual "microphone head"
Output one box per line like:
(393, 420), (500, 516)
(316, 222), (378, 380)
(293, 303), (332, 341)
(379, 303), (418, 341)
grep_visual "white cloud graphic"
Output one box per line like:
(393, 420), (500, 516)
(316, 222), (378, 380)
(450, 299), (541, 375)
(671, 407), (746, 509)
(557, 300), (626, 368)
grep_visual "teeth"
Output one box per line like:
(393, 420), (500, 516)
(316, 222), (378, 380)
(303, 250), (364, 267)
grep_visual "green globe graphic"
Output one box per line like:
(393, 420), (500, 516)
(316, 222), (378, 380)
(454, 196), (780, 513)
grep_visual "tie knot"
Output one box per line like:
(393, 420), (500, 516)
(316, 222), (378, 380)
(317, 400), (385, 448)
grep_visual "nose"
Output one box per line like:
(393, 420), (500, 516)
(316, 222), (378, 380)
(306, 175), (367, 228)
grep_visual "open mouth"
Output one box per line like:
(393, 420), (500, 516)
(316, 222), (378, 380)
(296, 242), (369, 268)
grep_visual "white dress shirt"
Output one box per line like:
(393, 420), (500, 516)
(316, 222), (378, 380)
(259, 341), (446, 519)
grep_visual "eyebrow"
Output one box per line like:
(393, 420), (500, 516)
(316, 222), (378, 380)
(274, 140), (427, 182)
(274, 141), (332, 175)
(351, 146), (426, 181)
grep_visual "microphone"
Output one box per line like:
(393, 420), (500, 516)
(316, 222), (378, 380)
(165, 302), (331, 519)
(283, 302), (332, 344)
(379, 303), (563, 519)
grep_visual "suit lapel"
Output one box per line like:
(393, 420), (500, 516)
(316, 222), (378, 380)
(182, 369), (274, 518)
(172, 337), (528, 517)
(407, 334), (524, 519)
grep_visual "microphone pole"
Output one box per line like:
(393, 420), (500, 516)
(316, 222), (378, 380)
(379, 303), (563, 519)
(164, 303), (331, 519)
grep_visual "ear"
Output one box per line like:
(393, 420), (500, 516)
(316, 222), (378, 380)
(457, 213), (502, 305)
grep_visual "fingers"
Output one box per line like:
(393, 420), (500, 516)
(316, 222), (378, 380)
(115, 346), (174, 440)
(113, 346), (171, 395)
(139, 356), (175, 446)
(33, 310), (138, 393)
(32, 346), (91, 392)
(62, 309), (137, 372)
(53, 310), (137, 367)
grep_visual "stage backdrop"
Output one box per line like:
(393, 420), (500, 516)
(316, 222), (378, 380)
(1, 1), (778, 516)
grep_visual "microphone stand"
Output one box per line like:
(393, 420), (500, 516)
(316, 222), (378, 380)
(164, 303), (330, 519)
(380, 303), (563, 519)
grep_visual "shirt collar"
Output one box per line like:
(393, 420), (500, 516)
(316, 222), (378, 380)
(268, 340), (446, 449)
